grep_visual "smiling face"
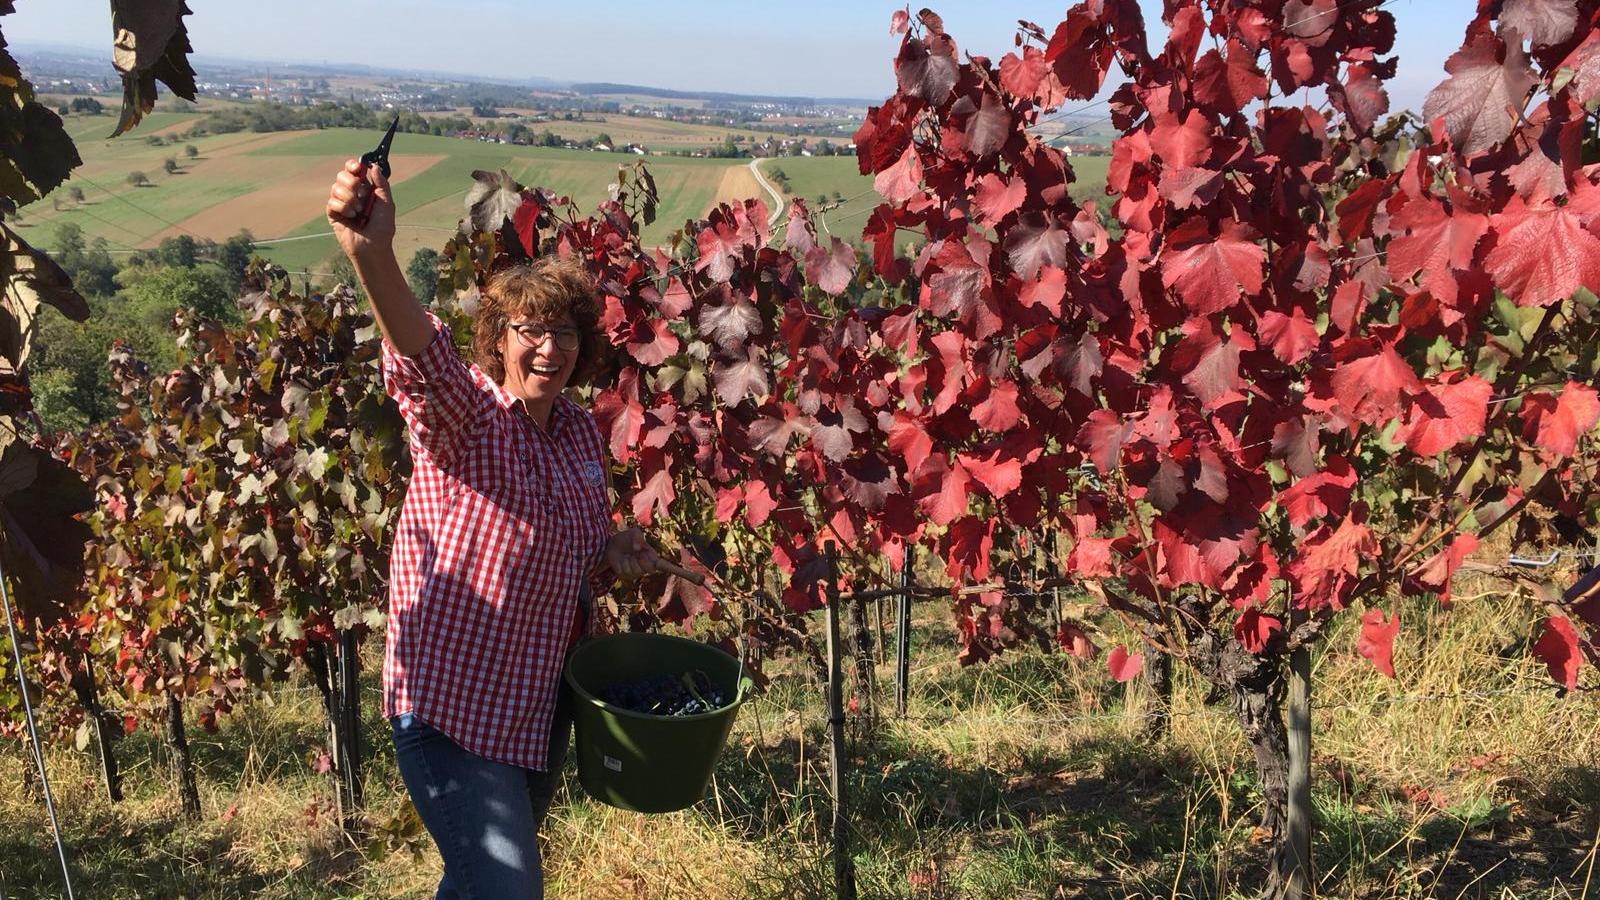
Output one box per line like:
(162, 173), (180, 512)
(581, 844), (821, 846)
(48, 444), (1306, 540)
(497, 315), (580, 408)
(470, 258), (602, 422)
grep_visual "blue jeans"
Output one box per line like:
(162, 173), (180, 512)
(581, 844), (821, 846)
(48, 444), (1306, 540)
(391, 698), (572, 900)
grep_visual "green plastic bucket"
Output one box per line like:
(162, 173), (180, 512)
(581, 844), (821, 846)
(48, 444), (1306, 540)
(563, 632), (750, 813)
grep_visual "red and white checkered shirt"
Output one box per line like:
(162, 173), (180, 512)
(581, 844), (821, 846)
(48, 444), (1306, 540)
(380, 313), (612, 770)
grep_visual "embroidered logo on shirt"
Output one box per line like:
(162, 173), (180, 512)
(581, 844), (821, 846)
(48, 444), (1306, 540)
(583, 460), (605, 488)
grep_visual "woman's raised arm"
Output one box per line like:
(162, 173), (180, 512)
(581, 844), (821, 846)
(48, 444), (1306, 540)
(325, 158), (435, 356)
(326, 158), (493, 469)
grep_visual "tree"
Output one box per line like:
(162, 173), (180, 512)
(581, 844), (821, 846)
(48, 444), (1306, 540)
(120, 263), (236, 324)
(215, 230), (255, 292)
(67, 186), (85, 204)
(183, 143), (198, 159)
(406, 247), (439, 303)
(70, 96), (104, 115)
(157, 234), (198, 268)
(51, 224), (117, 298)
(126, 170), (149, 187)
(162, 157), (178, 175)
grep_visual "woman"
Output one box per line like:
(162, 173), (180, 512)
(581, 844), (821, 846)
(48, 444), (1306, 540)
(326, 158), (667, 899)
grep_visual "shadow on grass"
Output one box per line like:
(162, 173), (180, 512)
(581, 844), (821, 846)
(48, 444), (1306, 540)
(0, 811), (352, 899)
(693, 713), (1600, 899)
(1316, 758), (1600, 899)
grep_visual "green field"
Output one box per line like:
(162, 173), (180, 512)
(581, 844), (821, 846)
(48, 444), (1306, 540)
(19, 112), (871, 276)
(483, 111), (843, 149)
(21, 110), (1110, 279)
(235, 127), (775, 271)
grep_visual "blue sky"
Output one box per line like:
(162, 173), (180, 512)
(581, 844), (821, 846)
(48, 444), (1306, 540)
(11, 0), (1467, 110)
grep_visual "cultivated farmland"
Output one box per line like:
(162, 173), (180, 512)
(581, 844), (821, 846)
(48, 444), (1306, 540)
(22, 111), (1109, 278)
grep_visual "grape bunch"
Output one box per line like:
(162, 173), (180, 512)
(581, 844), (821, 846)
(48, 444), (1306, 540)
(599, 669), (731, 717)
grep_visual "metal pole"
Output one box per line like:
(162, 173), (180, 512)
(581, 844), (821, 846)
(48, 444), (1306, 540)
(823, 543), (856, 900)
(894, 542), (912, 718)
(0, 554), (77, 899)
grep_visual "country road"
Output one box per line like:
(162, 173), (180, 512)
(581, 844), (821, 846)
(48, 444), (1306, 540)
(749, 158), (786, 227)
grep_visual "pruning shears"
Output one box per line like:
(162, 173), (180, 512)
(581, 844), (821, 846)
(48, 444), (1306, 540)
(361, 116), (398, 178)
(348, 117), (398, 229)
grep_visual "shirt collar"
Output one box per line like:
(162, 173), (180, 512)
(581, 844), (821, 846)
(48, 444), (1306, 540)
(489, 378), (577, 435)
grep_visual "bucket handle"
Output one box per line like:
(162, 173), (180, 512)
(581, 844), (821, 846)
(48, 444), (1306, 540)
(655, 552), (752, 701)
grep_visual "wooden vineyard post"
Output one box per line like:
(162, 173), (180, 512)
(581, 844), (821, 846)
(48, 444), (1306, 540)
(335, 628), (364, 828)
(74, 655), (122, 802)
(894, 542), (912, 718)
(308, 636), (365, 833)
(1285, 645), (1313, 899)
(823, 542), (857, 900)
(874, 596), (886, 665)
(847, 591), (876, 731)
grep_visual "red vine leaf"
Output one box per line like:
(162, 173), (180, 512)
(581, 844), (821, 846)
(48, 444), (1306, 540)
(1234, 608), (1283, 654)
(895, 35), (959, 106)
(1386, 197), (1488, 306)
(1356, 608), (1399, 678)
(1483, 193), (1600, 307)
(1160, 219), (1265, 316)
(805, 237), (857, 295)
(1395, 373), (1491, 457)
(1532, 616), (1582, 690)
(698, 296), (762, 349)
(887, 410), (934, 474)
(1408, 533), (1479, 605)
(1328, 335), (1421, 426)
(1422, 34), (1536, 156)
(1106, 646), (1143, 682)
(972, 173), (1026, 224)
(1520, 382), (1600, 457)
(875, 144), (924, 204)
(1500, 0), (1577, 47)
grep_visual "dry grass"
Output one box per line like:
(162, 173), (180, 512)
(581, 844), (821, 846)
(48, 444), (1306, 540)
(1, 570), (1596, 899)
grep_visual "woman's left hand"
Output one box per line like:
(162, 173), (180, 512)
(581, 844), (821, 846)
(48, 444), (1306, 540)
(604, 527), (667, 580)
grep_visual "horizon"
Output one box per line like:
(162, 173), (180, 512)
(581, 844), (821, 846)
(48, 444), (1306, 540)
(11, 1), (1465, 113)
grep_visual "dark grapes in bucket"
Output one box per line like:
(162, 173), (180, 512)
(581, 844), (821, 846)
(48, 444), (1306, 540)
(599, 670), (732, 716)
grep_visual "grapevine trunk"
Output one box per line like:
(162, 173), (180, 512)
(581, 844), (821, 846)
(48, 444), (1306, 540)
(164, 691), (200, 819)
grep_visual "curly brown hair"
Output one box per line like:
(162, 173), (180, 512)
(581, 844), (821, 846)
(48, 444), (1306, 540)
(472, 256), (605, 387)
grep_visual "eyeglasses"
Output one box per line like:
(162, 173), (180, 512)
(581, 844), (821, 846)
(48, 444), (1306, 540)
(507, 321), (581, 352)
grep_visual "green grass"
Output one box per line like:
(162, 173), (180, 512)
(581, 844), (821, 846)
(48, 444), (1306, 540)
(1, 582), (1595, 899)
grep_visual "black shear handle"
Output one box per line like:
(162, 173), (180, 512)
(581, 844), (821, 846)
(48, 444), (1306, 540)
(347, 120), (397, 230)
